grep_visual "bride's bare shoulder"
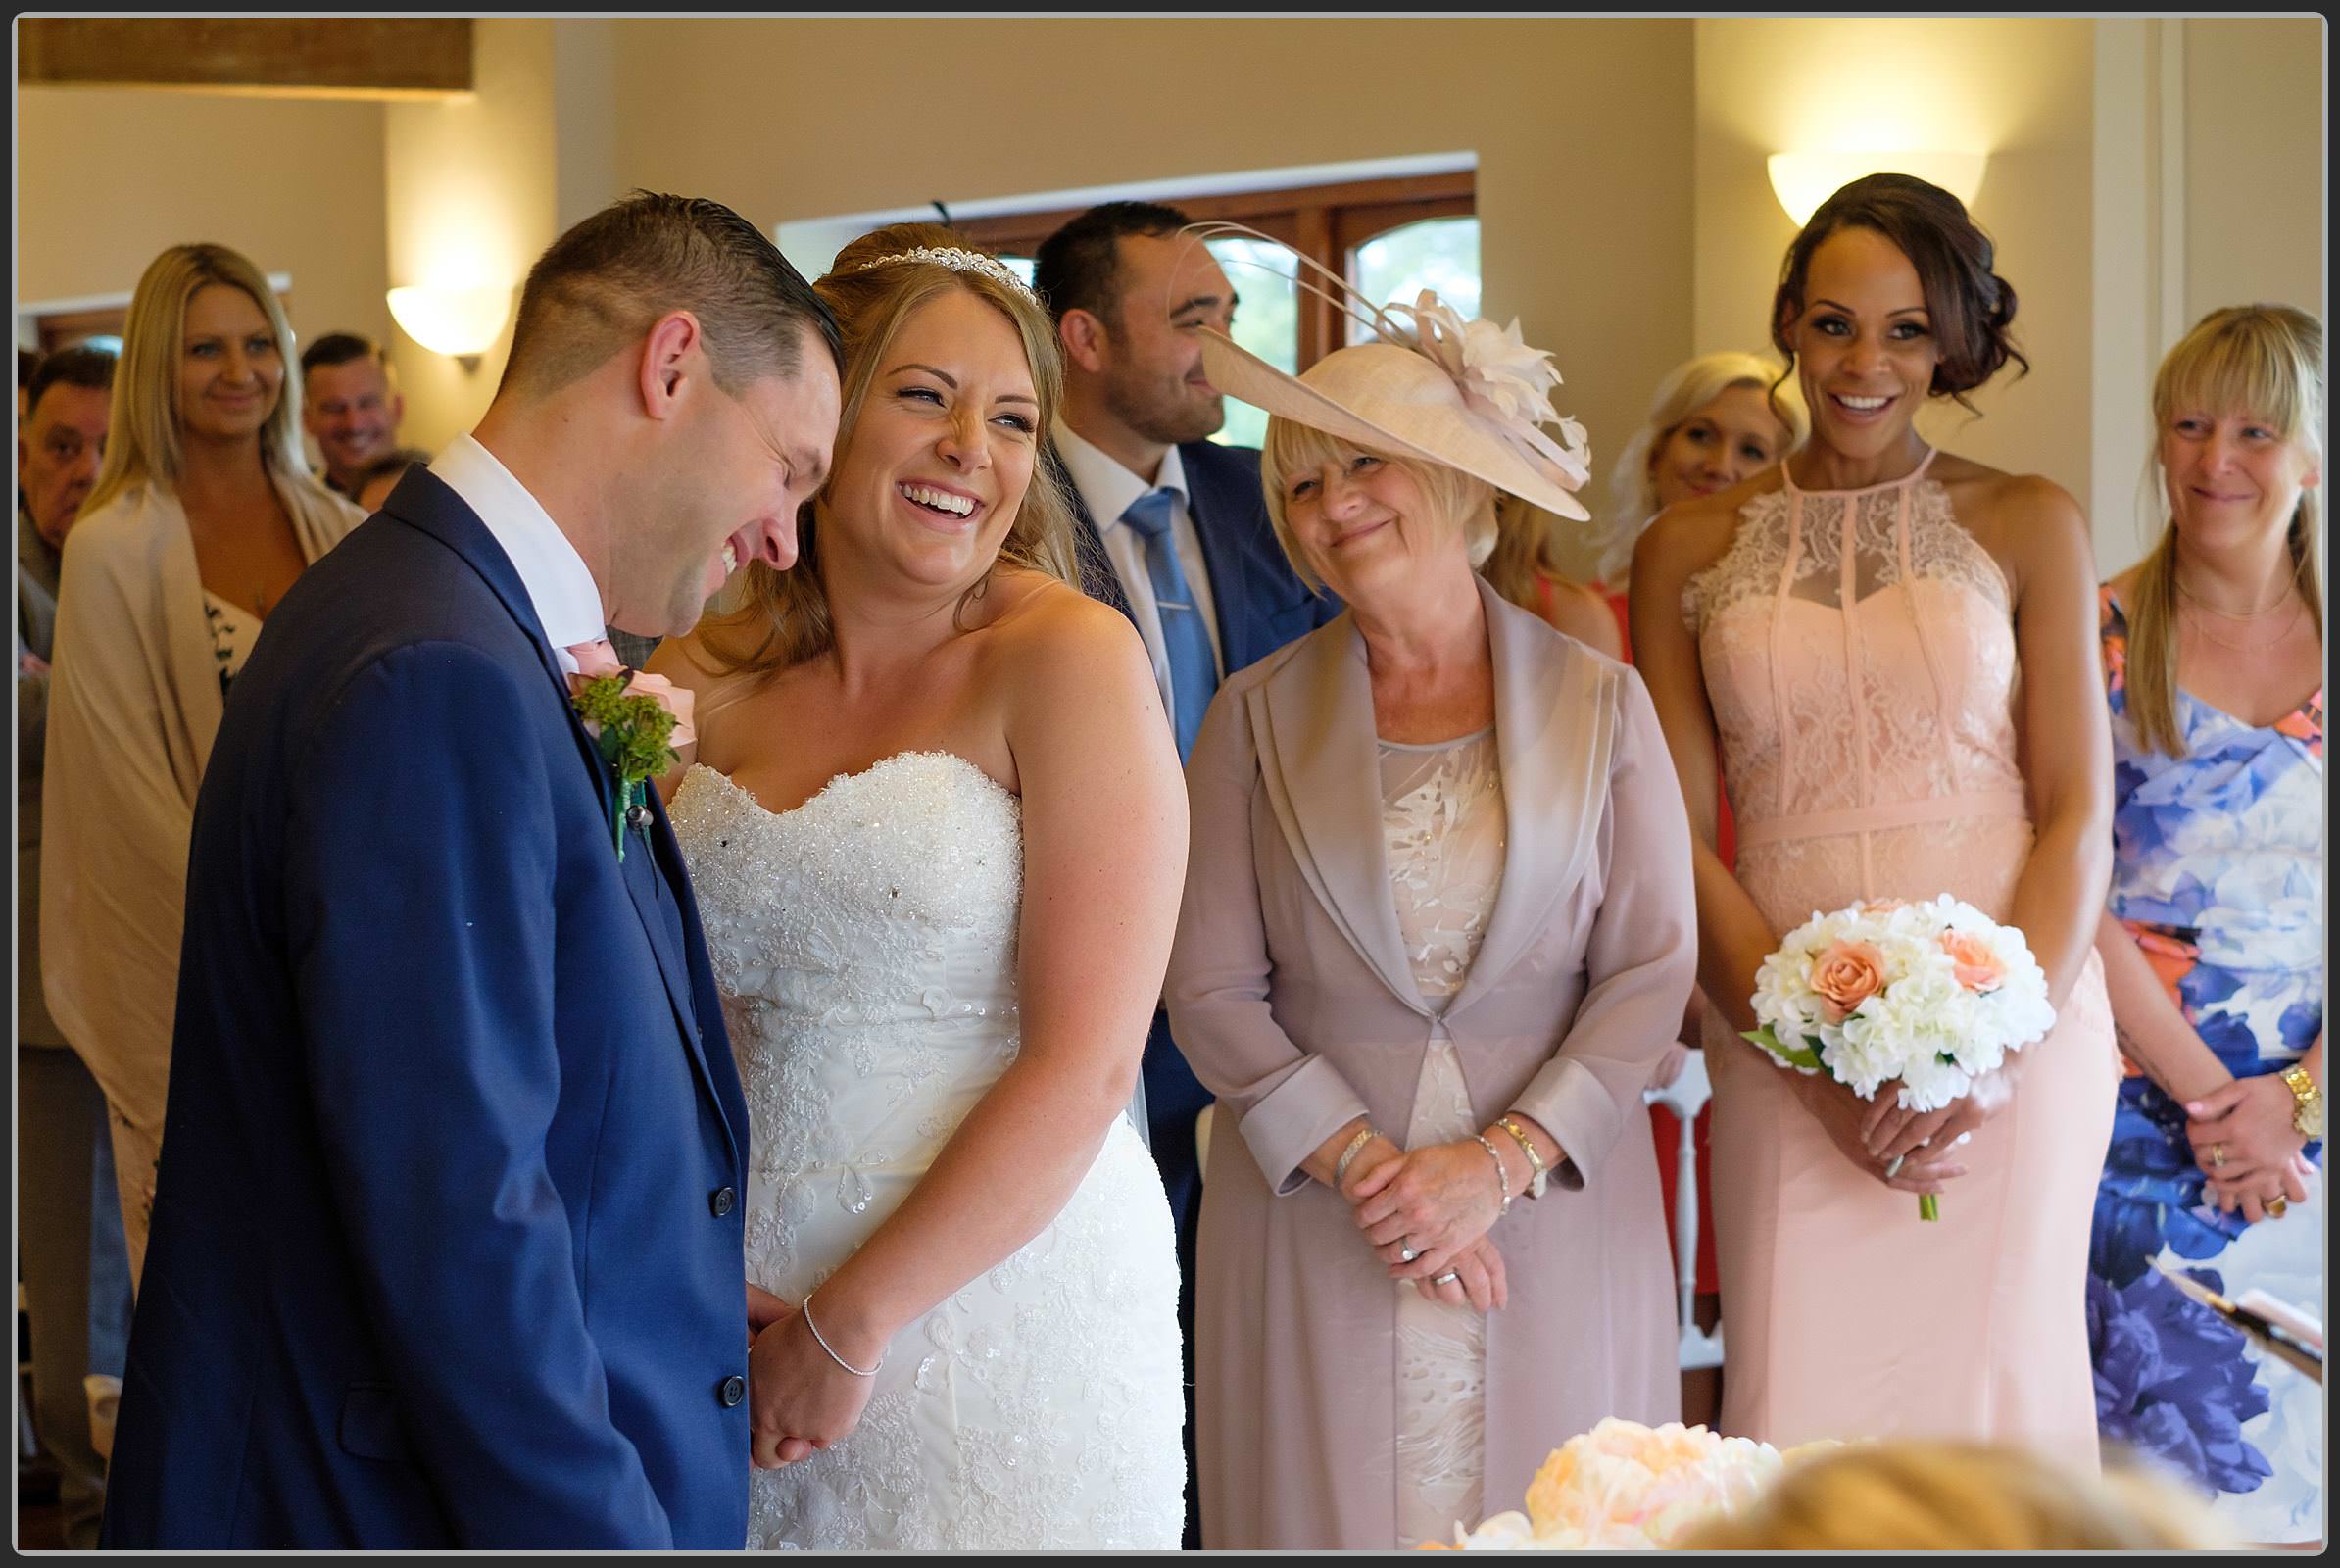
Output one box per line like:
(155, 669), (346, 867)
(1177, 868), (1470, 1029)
(647, 625), (786, 773)
(987, 571), (1147, 668)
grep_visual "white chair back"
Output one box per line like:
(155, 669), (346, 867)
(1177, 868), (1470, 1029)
(1645, 1053), (1724, 1372)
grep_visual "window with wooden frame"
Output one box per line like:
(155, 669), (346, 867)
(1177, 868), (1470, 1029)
(955, 170), (1476, 448)
(23, 278), (296, 358)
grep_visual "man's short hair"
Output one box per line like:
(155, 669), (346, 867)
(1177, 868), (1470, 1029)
(25, 345), (118, 418)
(19, 346), (39, 391)
(501, 190), (843, 400)
(299, 331), (390, 380)
(1032, 201), (1194, 328)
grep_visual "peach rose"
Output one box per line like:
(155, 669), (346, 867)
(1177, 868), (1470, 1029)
(1939, 930), (2007, 993)
(1809, 940), (1887, 1023)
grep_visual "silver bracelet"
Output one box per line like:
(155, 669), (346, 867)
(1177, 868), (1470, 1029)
(1474, 1133), (1512, 1216)
(1334, 1124), (1381, 1188)
(801, 1290), (883, 1378)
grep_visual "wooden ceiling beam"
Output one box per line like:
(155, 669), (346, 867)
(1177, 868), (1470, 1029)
(19, 18), (473, 100)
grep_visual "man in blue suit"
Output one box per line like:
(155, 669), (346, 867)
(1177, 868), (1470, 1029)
(1035, 201), (1341, 1547)
(100, 193), (844, 1548)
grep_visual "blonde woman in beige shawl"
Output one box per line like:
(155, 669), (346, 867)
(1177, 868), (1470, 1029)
(41, 243), (362, 1284)
(1165, 247), (1698, 1549)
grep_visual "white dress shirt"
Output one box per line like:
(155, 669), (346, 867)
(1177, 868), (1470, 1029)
(429, 434), (609, 673)
(1053, 423), (1225, 723)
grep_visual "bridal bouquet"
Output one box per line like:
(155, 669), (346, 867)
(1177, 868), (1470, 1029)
(1744, 895), (2056, 1220)
(1419, 1419), (1794, 1550)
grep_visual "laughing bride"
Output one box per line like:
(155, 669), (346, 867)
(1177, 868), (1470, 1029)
(649, 223), (1187, 1549)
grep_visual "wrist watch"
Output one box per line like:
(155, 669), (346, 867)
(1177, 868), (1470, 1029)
(2280, 1065), (2323, 1138)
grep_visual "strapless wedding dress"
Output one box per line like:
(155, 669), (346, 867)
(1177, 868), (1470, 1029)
(668, 752), (1187, 1549)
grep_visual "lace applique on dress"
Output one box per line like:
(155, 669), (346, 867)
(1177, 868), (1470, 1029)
(1380, 729), (1504, 1547)
(1691, 455), (2035, 926)
(1383, 732), (1505, 1001)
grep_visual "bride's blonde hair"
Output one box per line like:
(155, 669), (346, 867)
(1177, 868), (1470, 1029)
(693, 223), (1081, 680)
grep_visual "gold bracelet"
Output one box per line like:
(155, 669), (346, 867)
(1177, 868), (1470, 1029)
(1495, 1115), (1549, 1200)
(1333, 1124), (1379, 1188)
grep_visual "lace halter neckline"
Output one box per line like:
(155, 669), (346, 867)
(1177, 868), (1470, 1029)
(1780, 444), (1938, 499)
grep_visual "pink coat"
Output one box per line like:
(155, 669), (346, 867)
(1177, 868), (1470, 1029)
(1166, 577), (1697, 1549)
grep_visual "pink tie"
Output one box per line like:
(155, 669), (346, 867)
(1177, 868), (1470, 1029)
(563, 639), (697, 749)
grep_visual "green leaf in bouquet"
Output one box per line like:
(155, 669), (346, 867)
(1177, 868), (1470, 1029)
(1742, 1024), (1824, 1072)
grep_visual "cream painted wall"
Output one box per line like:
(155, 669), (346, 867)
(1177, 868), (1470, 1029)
(1693, 18), (2100, 549)
(596, 17), (1696, 584)
(15, 86), (389, 384)
(15, 16), (2318, 579)
(383, 18), (561, 454)
(2182, 18), (2325, 323)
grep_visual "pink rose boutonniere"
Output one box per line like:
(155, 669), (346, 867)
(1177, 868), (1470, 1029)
(566, 642), (696, 862)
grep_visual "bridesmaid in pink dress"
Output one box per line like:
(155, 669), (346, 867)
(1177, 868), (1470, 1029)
(1630, 173), (2120, 1456)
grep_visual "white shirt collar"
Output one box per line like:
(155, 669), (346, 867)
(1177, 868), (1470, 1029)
(1054, 422), (1188, 530)
(428, 433), (609, 657)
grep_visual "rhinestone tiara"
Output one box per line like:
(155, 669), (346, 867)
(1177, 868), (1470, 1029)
(841, 245), (1038, 304)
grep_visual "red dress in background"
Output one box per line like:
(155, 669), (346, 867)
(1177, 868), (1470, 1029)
(1602, 586), (1722, 1299)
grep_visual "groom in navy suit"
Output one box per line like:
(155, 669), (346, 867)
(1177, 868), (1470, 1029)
(101, 195), (843, 1548)
(1035, 202), (1341, 1546)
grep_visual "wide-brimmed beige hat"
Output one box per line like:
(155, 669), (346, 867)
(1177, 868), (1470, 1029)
(1197, 293), (1593, 521)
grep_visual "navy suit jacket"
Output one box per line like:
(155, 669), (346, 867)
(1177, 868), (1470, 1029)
(101, 468), (753, 1549)
(1056, 436), (1339, 686)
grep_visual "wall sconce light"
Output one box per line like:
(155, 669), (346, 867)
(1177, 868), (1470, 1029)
(386, 282), (513, 371)
(1766, 150), (1989, 228)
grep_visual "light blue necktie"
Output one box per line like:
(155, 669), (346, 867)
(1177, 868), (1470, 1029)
(1121, 487), (1219, 762)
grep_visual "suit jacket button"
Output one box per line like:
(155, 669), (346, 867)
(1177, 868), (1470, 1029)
(719, 1375), (746, 1407)
(710, 1186), (737, 1217)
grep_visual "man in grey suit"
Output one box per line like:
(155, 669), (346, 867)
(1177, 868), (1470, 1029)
(17, 344), (134, 1549)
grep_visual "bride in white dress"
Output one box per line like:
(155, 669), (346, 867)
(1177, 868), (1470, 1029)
(651, 224), (1188, 1549)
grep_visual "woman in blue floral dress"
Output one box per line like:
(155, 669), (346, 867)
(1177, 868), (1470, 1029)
(2088, 305), (2324, 1545)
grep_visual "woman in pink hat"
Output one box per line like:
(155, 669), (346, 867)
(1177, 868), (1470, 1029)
(1165, 270), (1698, 1548)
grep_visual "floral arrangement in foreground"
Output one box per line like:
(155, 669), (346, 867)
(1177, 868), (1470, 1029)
(1421, 1419), (1821, 1550)
(1746, 895), (2056, 1219)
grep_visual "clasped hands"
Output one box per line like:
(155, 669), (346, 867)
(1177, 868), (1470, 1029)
(2182, 1075), (2314, 1226)
(1797, 1067), (2015, 1196)
(1336, 1131), (1512, 1314)
(743, 1282), (877, 1470)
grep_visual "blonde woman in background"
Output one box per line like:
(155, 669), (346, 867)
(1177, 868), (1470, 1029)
(42, 243), (362, 1283)
(1489, 356), (1806, 664)
(1595, 351), (1808, 631)
(1482, 496), (1623, 659)
(2085, 303), (2323, 1544)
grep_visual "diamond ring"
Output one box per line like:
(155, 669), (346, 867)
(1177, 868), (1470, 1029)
(1398, 1245), (1418, 1263)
